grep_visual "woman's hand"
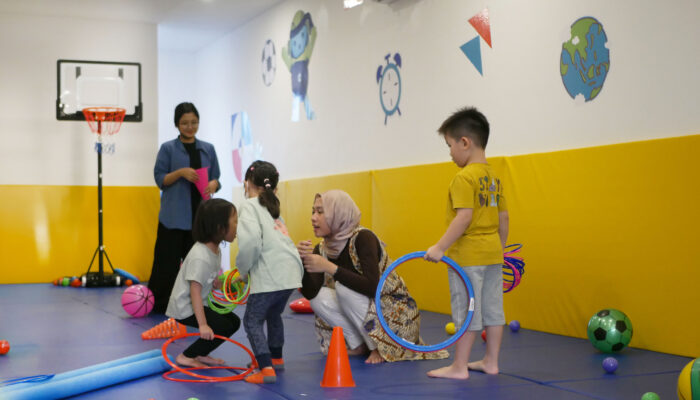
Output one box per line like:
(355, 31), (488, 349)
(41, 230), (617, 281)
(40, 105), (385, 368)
(204, 180), (218, 197)
(180, 167), (199, 183)
(297, 240), (313, 258)
(301, 253), (337, 275)
(199, 324), (214, 340)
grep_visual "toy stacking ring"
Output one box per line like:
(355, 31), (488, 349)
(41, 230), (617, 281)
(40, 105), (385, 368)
(502, 243), (525, 293)
(374, 251), (475, 353)
(161, 333), (255, 383)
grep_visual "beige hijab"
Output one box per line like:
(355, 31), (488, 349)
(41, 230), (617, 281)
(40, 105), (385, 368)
(318, 190), (361, 259)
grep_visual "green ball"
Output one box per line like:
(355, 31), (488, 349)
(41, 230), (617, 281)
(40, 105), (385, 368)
(640, 392), (659, 400)
(587, 309), (633, 353)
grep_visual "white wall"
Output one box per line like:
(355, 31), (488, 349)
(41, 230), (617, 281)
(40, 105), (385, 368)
(157, 46), (196, 148)
(159, 0), (700, 195)
(0, 13), (158, 186)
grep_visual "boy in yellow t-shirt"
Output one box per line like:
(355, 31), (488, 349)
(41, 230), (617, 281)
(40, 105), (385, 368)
(424, 107), (509, 380)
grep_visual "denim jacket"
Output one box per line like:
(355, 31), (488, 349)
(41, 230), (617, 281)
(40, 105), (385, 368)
(154, 137), (221, 230)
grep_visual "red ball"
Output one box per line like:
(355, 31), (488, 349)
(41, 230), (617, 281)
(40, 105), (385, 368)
(125, 279), (133, 287)
(0, 340), (10, 355)
(70, 278), (82, 287)
(481, 330), (487, 342)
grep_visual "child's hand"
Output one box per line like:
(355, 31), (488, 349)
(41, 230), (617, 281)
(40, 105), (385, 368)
(424, 246), (444, 263)
(199, 324), (214, 340)
(212, 277), (223, 290)
(297, 240), (313, 257)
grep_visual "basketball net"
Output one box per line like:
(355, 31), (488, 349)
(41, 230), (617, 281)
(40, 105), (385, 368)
(82, 107), (126, 155)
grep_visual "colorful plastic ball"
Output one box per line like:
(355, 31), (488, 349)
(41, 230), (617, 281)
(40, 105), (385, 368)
(481, 330), (487, 342)
(0, 340), (9, 355)
(445, 322), (456, 335)
(677, 357), (700, 400)
(61, 277), (71, 286)
(641, 392), (660, 400)
(70, 278), (82, 287)
(509, 320), (520, 332)
(587, 309), (633, 353)
(602, 357), (618, 373)
(124, 279), (133, 287)
(121, 284), (154, 318)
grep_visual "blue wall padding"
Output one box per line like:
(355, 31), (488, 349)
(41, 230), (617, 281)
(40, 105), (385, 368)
(4, 356), (169, 399)
(0, 349), (162, 395)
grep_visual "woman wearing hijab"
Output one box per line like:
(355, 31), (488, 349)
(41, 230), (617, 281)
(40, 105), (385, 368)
(297, 190), (448, 364)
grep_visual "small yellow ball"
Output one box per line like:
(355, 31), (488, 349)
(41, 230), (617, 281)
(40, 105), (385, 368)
(445, 322), (456, 335)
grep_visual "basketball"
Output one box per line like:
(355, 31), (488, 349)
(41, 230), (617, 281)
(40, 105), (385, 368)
(121, 284), (154, 317)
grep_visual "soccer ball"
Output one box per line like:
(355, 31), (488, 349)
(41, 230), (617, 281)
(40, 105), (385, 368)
(587, 309), (633, 353)
(261, 39), (276, 86)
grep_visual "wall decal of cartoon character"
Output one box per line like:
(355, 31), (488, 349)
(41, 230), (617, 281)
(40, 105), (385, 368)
(281, 10), (317, 122)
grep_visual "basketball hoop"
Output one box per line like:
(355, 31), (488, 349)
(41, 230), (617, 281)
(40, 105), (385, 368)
(79, 106), (127, 287)
(82, 107), (126, 135)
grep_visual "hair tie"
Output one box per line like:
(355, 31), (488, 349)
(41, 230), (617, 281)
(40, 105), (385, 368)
(265, 183), (272, 189)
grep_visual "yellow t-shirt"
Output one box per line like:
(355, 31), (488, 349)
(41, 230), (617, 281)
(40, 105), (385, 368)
(445, 163), (507, 267)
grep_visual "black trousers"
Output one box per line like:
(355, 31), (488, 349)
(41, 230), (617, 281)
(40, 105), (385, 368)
(177, 308), (241, 358)
(148, 223), (195, 313)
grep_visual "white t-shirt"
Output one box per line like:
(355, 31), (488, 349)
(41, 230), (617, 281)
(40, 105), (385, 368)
(166, 242), (221, 320)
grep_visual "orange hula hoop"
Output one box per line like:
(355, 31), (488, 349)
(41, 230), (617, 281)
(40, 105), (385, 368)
(161, 333), (255, 382)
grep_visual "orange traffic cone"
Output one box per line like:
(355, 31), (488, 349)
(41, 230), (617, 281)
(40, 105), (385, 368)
(141, 318), (187, 340)
(320, 326), (355, 387)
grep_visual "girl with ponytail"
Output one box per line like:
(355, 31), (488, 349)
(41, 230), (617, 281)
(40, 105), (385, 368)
(235, 161), (303, 384)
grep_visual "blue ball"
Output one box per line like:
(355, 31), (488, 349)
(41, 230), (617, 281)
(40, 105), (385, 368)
(509, 320), (520, 332)
(602, 356), (618, 373)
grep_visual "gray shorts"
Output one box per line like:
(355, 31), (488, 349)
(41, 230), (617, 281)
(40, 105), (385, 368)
(448, 264), (505, 331)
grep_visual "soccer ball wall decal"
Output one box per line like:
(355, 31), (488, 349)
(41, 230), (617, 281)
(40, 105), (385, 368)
(587, 309), (633, 353)
(261, 39), (276, 86)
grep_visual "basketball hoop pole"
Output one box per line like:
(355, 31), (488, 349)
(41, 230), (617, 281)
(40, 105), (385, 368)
(81, 108), (125, 287)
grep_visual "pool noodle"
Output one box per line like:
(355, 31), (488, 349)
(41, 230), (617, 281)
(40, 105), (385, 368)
(3, 356), (170, 400)
(0, 349), (161, 393)
(113, 268), (140, 284)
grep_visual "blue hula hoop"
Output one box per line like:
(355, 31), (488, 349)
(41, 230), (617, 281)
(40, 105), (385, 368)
(374, 251), (475, 353)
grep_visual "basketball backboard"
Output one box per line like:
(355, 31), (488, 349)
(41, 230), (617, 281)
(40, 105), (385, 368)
(56, 59), (142, 122)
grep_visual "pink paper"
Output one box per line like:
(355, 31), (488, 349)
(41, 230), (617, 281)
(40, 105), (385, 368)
(195, 167), (209, 200)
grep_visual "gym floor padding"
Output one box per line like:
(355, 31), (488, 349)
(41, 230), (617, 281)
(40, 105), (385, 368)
(0, 284), (690, 399)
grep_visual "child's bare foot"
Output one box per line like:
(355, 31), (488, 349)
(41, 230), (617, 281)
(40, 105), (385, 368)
(196, 355), (226, 366)
(347, 343), (368, 356)
(364, 350), (384, 364)
(467, 359), (499, 374)
(427, 364), (470, 379)
(176, 353), (207, 368)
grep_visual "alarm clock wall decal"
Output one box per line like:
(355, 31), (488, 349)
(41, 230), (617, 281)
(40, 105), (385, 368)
(376, 52), (402, 125)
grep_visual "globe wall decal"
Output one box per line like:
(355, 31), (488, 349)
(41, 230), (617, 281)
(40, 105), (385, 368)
(560, 17), (610, 101)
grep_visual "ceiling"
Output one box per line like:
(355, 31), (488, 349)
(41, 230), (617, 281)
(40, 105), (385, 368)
(0, 0), (286, 51)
